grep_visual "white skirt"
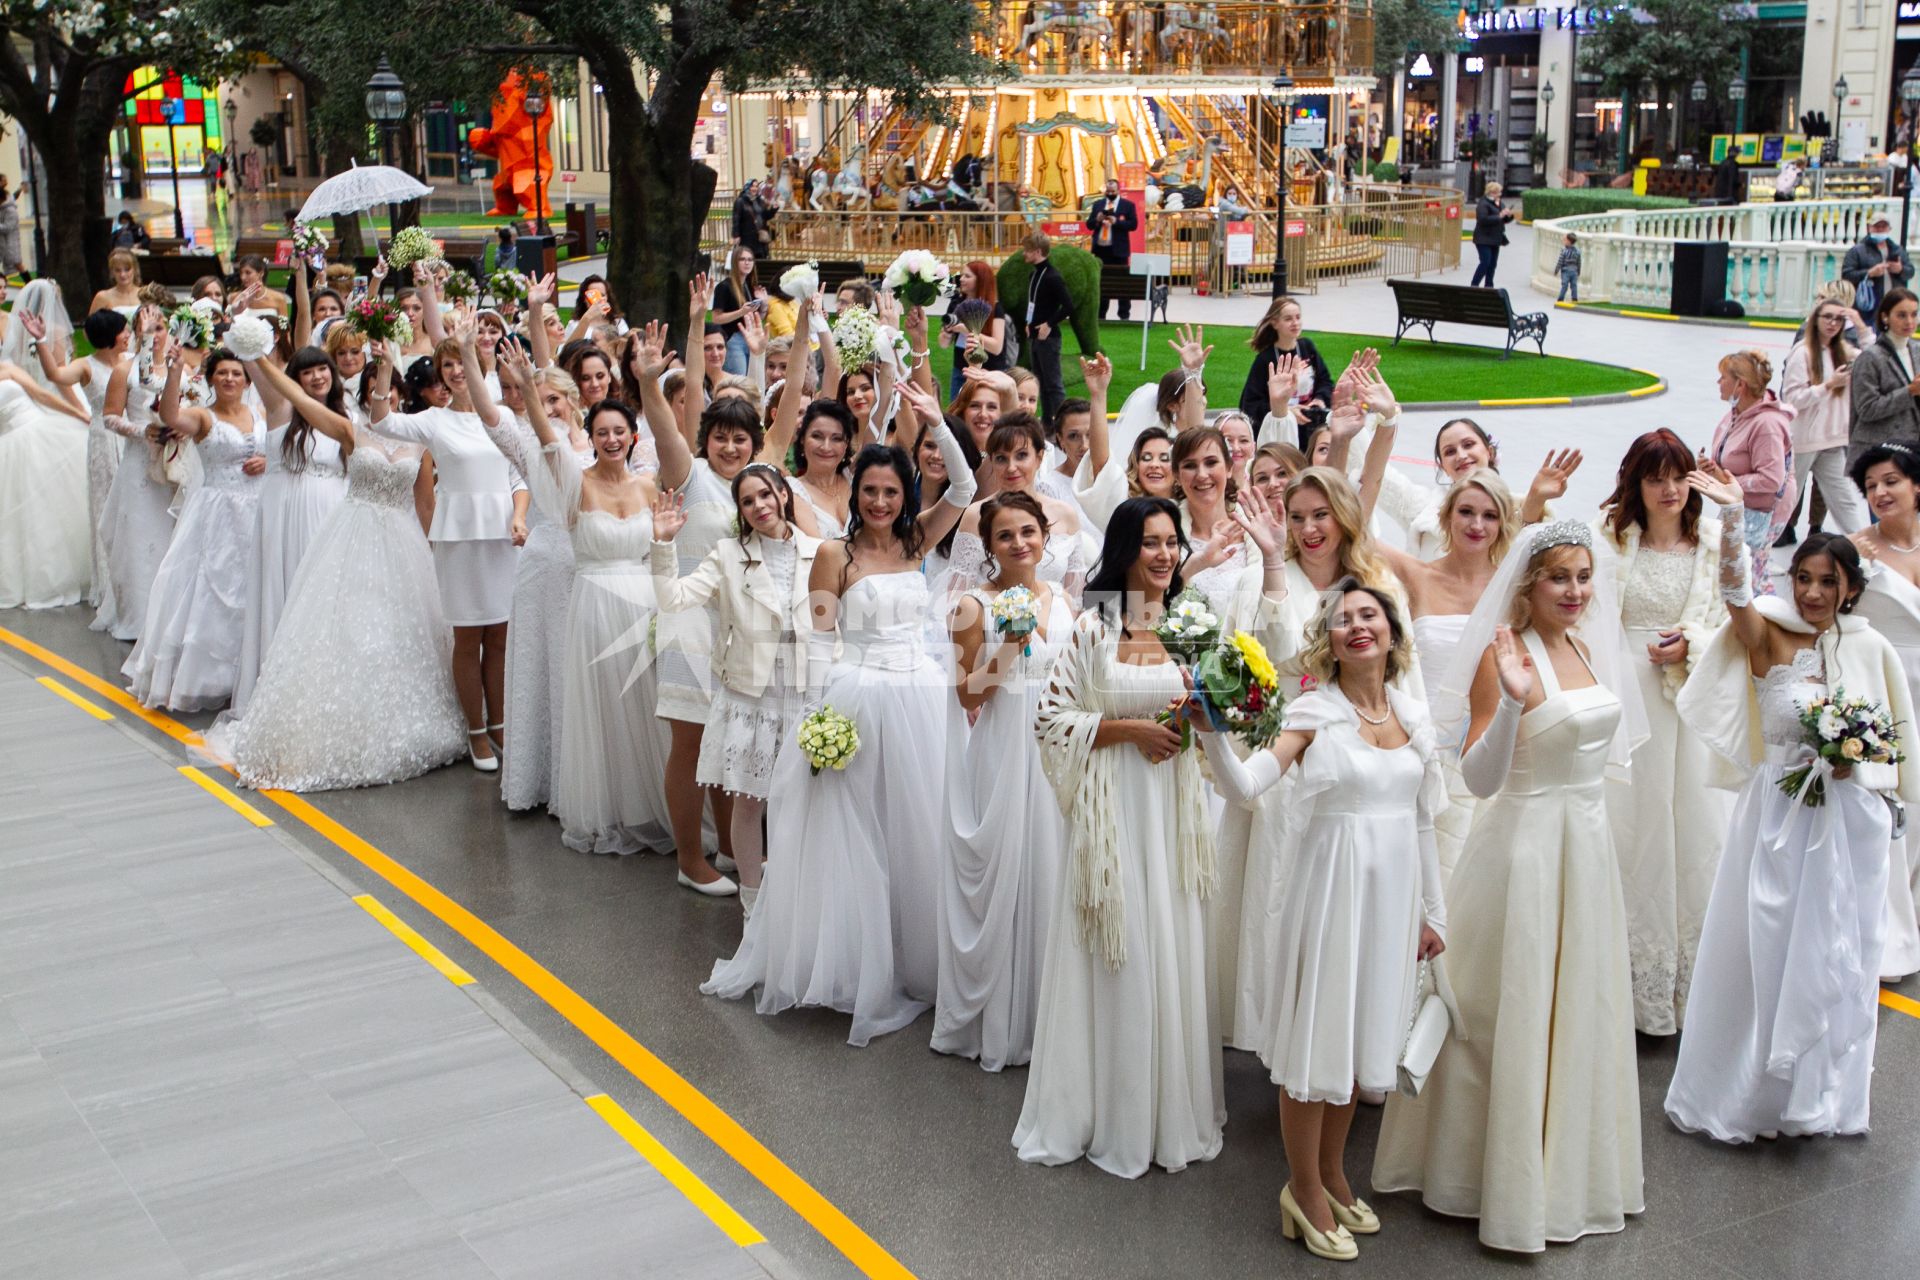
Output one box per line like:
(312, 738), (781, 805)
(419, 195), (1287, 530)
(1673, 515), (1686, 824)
(432, 537), (515, 625)
(695, 668), (803, 800)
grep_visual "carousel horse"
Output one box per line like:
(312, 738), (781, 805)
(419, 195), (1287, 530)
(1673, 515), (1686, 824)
(834, 145), (871, 211)
(1019, 2), (1114, 63)
(872, 154), (909, 212)
(1158, 2), (1229, 65)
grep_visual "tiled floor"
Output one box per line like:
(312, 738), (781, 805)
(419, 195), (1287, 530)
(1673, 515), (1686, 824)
(0, 663), (769, 1280)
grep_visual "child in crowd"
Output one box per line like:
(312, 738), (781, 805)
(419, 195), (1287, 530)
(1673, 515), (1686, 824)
(1556, 233), (1582, 302)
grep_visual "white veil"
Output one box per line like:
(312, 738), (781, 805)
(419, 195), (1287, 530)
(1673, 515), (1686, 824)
(1429, 520), (1649, 778)
(0, 279), (74, 393)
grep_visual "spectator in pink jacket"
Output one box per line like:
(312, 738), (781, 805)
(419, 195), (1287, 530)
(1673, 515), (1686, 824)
(1709, 349), (1798, 596)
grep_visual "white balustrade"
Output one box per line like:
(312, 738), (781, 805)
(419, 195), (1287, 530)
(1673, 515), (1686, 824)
(1530, 197), (1915, 318)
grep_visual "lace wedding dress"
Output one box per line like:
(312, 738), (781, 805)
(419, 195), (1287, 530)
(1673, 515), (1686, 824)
(91, 372), (176, 639)
(201, 437), (466, 791)
(0, 380), (91, 609)
(232, 424), (347, 711)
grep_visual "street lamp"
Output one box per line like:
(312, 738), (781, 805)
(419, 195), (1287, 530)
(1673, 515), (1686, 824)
(163, 99), (187, 241)
(1269, 72), (1293, 299)
(522, 78), (550, 235)
(364, 56), (408, 166)
(1835, 75), (1850, 155)
(1729, 73), (1748, 135)
(1690, 78), (1708, 160)
(1900, 65), (1920, 248)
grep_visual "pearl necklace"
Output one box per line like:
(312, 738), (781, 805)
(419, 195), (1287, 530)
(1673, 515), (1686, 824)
(1881, 527), (1920, 555)
(1352, 699), (1392, 726)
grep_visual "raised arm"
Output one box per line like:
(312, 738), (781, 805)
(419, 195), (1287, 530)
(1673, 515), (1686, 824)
(1081, 353), (1113, 479)
(625, 320), (689, 488)
(157, 353), (212, 442)
(246, 357), (293, 428)
(1690, 463), (1768, 655)
(415, 264), (447, 344)
(243, 351), (355, 448)
(1519, 449), (1582, 525)
(1460, 629), (1534, 798)
(18, 311), (89, 387)
(647, 490), (728, 615)
(525, 272), (557, 370)
(365, 341), (431, 440)
(904, 305), (937, 399)
(496, 343), (554, 447)
(292, 259), (314, 350)
(759, 294), (814, 469)
(1168, 323), (1211, 433)
(454, 317), (501, 428)
(903, 384), (976, 547)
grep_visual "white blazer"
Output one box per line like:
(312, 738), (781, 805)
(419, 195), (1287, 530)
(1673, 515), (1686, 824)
(650, 530), (822, 698)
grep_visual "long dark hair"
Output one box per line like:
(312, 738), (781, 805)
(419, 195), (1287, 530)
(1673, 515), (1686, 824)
(1790, 531), (1867, 613)
(281, 345), (346, 473)
(401, 356), (443, 413)
(1085, 496), (1188, 631)
(1603, 428), (1700, 546)
(843, 443), (923, 575)
(795, 399), (856, 477)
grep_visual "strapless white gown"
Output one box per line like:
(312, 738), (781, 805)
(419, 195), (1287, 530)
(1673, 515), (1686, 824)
(1413, 612), (1476, 880)
(233, 426), (347, 712)
(0, 381), (90, 609)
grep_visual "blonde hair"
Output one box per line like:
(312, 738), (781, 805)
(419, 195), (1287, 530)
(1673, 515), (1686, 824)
(1717, 349), (1773, 399)
(532, 366), (582, 421)
(1509, 543), (1593, 631)
(106, 248), (142, 284)
(1438, 468), (1520, 563)
(322, 324), (366, 361)
(712, 373), (758, 401)
(1815, 278), (1857, 309)
(1298, 579), (1414, 684)
(1283, 466), (1392, 587)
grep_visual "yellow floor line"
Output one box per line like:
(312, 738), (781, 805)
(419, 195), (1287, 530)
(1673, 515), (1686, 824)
(36, 675), (114, 721)
(176, 765), (275, 827)
(586, 1094), (766, 1247)
(354, 894), (475, 986)
(1479, 396), (1572, 407)
(0, 624), (915, 1280)
(1883, 988), (1920, 1021)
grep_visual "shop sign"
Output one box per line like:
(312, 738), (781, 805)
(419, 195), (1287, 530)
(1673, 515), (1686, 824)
(1466, 5), (1614, 38)
(1285, 219), (1308, 238)
(1409, 54), (1435, 78)
(1901, 0), (1920, 18)
(1225, 222), (1254, 265)
(1464, 56), (1486, 74)
(1042, 220), (1087, 237)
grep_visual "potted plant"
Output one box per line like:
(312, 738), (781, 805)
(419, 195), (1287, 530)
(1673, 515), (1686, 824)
(1527, 132), (1552, 176)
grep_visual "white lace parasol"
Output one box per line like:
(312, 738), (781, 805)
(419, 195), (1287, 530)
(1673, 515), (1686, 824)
(296, 162), (434, 223)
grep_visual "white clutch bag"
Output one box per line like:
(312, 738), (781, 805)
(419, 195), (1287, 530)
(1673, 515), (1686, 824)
(1396, 955), (1466, 1098)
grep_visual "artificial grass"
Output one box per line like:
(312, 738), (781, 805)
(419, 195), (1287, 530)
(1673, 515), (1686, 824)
(925, 319), (1659, 406)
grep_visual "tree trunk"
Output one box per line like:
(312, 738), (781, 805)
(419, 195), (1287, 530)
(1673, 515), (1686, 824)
(33, 106), (109, 322)
(601, 87), (716, 356)
(331, 211), (368, 263)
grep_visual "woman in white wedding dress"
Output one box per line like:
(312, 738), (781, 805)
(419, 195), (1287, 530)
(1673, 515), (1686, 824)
(92, 318), (178, 639)
(204, 346), (466, 791)
(1848, 442), (1920, 981)
(1016, 496), (1223, 1179)
(123, 349), (264, 711)
(933, 492), (1073, 1072)
(1668, 511), (1918, 1144)
(945, 413), (1087, 610)
(0, 361), (93, 609)
(704, 384), (974, 1043)
(19, 303), (127, 609)
(1373, 521), (1649, 1253)
(1201, 582), (1448, 1261)
(231, 346), (350, 711)
(1596, 429), (1734, 1033)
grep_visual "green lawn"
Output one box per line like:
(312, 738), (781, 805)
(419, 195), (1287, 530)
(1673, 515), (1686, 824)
(926, 320), (1659, 407)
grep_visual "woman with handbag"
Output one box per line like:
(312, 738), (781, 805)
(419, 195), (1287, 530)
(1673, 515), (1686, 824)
(1199, 581), (1448, 1262)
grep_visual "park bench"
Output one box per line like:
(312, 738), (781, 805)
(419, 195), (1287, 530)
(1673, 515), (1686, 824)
(754, 258), (870, 295)
(1386, 278), (1548, 359)
(1099, 262), (1170, 324)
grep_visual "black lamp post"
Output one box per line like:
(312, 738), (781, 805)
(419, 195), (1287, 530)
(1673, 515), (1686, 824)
(364, 57), (408, 166)
(1540, 80), (1556, 175)
(523, 79), (550, 235)
(164, 99), (187, 240)
(1834, 75), (1849, 159)
(1270, 72), (1293, 299)
(1690, 78), (1707, 159)
(1901, 65), (1920, 248)
(1729, 73), (1747, 136)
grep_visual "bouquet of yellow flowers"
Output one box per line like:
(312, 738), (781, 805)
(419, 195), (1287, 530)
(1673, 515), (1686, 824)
(1192, 629), (1285, 749)
(797, 707), (860, 776)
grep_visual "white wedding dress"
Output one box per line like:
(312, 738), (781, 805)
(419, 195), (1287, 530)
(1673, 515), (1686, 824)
(931, 586), (1072, 1072)
(206, 437), (466, 791)
(232, 425), (347, 711)
(1373, 631), (1643, 1252)
(536, 445), (675, 855)
(80, 357), (122, 609)
(123, 415), (263, 711)
(91, 372), (176, 639)
(1413, 612), (1476, 879)
(703, 571), (948, 1046)
(1853, 563), (1920, 980)
(1665, 649), (1893, 1141)
(0, 380), (91, 609)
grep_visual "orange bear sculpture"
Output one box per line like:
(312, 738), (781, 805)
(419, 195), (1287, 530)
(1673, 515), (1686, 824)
(468, 72), (554, 218)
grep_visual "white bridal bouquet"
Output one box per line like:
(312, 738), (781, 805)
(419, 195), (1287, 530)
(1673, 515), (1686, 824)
(989, 585), (1041, 657)
(797, 707), (860, 776)
(1780, 690), (1905, 806)
(167, 300), (217, 350)
(290, 220), (329, 270)
(223, 312), (278, 362)
(384, 225), (437, 272)
(779, 260), (820, 302)
(830, 304), (907, 371)
(880, 249), (951, 307)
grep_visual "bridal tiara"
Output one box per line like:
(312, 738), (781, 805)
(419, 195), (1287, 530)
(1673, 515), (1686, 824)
(1533, 519), (1593, 553)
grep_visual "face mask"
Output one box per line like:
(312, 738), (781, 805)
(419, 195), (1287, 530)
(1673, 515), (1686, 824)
(1872, 232), (1892, 243)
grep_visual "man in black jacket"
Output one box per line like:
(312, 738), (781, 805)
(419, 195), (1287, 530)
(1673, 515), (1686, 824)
(1022, 231), (1073, 420)
(1087, 178), (1139, 320)
(731, 180), (770, 252)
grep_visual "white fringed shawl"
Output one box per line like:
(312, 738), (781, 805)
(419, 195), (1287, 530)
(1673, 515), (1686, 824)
(1034, 612), (1216, 971)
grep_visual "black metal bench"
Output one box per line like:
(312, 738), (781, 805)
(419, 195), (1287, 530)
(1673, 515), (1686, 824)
(753, 259), (870, 294)
(1386, 278), (1548, 359)
(1099, 262), (1170, 324)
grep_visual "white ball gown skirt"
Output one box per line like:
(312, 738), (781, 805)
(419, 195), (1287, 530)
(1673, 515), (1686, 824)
(1373, 685), (1644, 1252)
(123, 424), (260, 712)
(1664, 753), (1891, 1142)
(233, 431), (347, 711)
(703, 571), (945, 1046)
(208, 446), (467, 792)
(0, 383), (91, 609)
(930, 597), (1069, 1072)
(92, 437), (178, 639)
(85, 414), (123, 607)
(499, 514), (574, 811)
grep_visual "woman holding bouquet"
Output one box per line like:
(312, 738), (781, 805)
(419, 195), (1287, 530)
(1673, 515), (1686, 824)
(934, 491), (1074, 1071)
(947, 414), (1088, 608)
(1668, 503), (1918, 1142)
(702, 387), (975, 1042)
(1200, 581), (1447, 1260)
(1373, 520), (1648, 1252)
(1016, 496), (1223, 1178)
(937, 260), (1010, 400)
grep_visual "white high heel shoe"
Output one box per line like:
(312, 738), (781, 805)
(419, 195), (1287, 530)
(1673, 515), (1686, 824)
(1279, 1185), (1358, 1262)
(677, 870), (739, 898)
(467, 730), (499, 773)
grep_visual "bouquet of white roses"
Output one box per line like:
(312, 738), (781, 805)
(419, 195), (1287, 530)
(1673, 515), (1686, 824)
(779, 260), (820, 303)
(1779, 689), (1905, 806)
(989, 585), (1042, 657)
(290, 220), (329, 270)
(168, 301), (217, 351)
(1155, 589), (1220, 664)
(880, 249), (951, 307)
(797, 707), (860, 776)
(487, 269), (530, 306)
(223, 312), (278, 362)
(384, 225), (438, 272)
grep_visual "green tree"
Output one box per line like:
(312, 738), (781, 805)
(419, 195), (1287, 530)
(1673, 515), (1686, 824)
(1580, 0), (1752, 160)
(1370, 0), (1459, 79)
(503, 0), (1004, 348)
(0, 2), (244, 314)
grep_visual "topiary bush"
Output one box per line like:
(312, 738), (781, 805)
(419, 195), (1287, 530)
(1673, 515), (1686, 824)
(1369, 161), (1401, 184)
(1520, 189), (1692, 222)
(997, 243), (1104, 358)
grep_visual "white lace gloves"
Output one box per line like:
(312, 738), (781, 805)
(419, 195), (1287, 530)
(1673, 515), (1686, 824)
(1460, 691), (1525, 799)
(1718, 501), (1754, 607)
(930, 415), (977, 510)
(1199, 734), (1283, 807)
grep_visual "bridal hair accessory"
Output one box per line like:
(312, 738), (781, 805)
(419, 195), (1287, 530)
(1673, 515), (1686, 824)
(1533, 519), (1593, 554)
